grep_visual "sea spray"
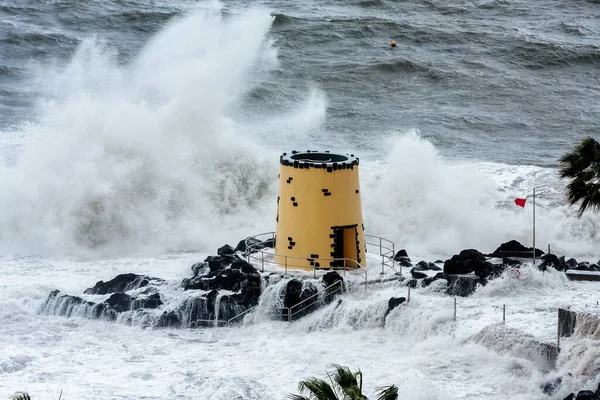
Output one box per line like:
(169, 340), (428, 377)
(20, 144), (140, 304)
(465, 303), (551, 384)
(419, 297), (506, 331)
(361, 130), (600, 258)
(0, 8), (327, 257)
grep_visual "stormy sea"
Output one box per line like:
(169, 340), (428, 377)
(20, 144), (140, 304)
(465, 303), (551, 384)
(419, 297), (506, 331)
(1, 1), (599, 399)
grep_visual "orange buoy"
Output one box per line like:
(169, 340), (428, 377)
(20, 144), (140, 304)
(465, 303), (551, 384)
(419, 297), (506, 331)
(390, 41), (396, 47)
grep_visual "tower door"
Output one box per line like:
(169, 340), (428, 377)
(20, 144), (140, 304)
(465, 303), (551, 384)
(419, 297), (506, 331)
(331, 225), (360, 268)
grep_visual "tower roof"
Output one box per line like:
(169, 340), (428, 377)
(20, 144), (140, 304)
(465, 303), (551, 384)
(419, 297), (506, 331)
(280, 151), (359, 171)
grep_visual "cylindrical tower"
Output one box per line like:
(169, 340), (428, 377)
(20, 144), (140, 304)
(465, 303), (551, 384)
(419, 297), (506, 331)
(275, 151), (366, 271)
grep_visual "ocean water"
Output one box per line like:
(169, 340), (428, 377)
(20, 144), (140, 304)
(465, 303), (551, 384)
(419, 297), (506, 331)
(1, 1), (600, 399)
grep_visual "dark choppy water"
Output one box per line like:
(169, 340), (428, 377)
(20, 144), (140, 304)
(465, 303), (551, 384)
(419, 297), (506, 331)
(0, 1), (600, 258)
(0, 0), (600, 165)
(1, 0), (599, 165)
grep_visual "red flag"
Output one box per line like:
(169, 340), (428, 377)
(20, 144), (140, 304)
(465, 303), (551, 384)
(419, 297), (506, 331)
(515, 197), (527, 208)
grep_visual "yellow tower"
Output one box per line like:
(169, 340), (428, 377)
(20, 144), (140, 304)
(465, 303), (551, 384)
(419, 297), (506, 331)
(275, 151), (366, 271)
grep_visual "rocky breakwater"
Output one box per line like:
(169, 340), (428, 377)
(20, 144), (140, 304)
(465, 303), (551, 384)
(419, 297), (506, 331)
(395, 239), (600, 297)
(395, 240), (549, 297)
(39, 240), (347, 327)
(41, 273), (166, 327)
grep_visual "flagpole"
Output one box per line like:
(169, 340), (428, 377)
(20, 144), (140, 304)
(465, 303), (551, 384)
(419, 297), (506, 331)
(532, 187), (536, 267)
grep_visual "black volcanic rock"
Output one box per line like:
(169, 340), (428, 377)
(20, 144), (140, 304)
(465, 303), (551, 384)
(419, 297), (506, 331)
(41, 290), (108, 320)
(574, 390), (599, 400)
(410, 269), (427, 279)
(396, 258), (412, 268)
(446, 277), (478, 297)
(394, 249), (409, 260)
(490, 240), (544, 258)
(283, 279), (319, 320)
(262, 237), (276, 248)
(217, 244), (235, 256)
(406, 279), (418, 288)
(84, 274), (163, 295)
(132, 293), (163, 310)
(540, 254), (568, 271)
(191, 262), (208, 277)
(422, 272), (448, 287)
(388, 297), (406, 312)
(503, 257), (522, 267)
(234, 237), (264, 254)
(413, 261), (429, 271)
(156, 310), (181, 328)
(444, 249), (488, 275)
(566, 258), (579, 270)
(322, 271), (344, 287)
(104, 293), (132, 313)
(541, 377), (562, 396)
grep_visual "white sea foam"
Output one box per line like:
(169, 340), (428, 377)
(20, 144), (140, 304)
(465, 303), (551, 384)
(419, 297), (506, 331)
(1, 5), (600, 400)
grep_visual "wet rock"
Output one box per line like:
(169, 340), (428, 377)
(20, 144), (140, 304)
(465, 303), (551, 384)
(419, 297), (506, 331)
(443, 249), (488, 275)
(503, 257), (522, 267)
(434, 272), (448, 280)
(132, 293), (162, 310)
(428, 263), (442, 271)
(84, 273), (163, 295)
(323, 271), (344, 302)
(575, 390), (599, 400)
(396, 258), (412, 268)
(540, 253), (568, 271)
(322, 271), (344, 287)
(566, 258), (579, 270)
(422, 277), (436, 287)
(413, 261), (429, 271)
(394, 249), (409, 260)
(235, 237), (264, 254)
(204, 255), (236, 271)
(576, 262), (592, 271)
(478, 263), (507, 280)
(212, 268), (247, 292)
(490, 240), (544, 258)
(406, 279), (418, 288)
(156, 310), (181, 328)
(240, 262), (258, 275)
(217, 244), (235, 256)
(191, 262), (208, 277)
(262, 237), (276, 248)
(422, 272), (448, 287)
(283, 280), (319, 320)
(541, 377), (562, 396)
(41, 290), (108, 320)
(104, 293), (132, 313)
(387, 297), (406, 312)
(446, 277), (478, 297)
(410, 269), (427, 279)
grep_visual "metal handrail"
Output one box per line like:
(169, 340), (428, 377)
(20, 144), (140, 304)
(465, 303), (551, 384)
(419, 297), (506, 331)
(244, 232), (399, 281)
(227, 306), (257, 325)
(188, 305), (258, 328)
(280, 280), (344, 321)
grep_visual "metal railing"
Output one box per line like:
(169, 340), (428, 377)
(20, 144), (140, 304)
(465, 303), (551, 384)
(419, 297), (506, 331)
(244, 232), (400, 285)
(189, 306), (258, 328)
(280, 280), (344, 322)
(364, 234), (400, 276)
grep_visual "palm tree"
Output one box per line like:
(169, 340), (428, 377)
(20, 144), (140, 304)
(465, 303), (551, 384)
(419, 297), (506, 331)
(287, 364), (399, 400)
(559, 136), (600, 217)
(10, 393), (31, 400)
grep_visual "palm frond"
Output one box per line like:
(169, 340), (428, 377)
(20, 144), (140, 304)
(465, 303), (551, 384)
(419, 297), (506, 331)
(375, 385), (399, 400)
(559, 137), (600, 216)
(329, 364), (363, 399)
(297, 377), (340, 400)
(286, 395), (313, 400)
(10, 392), (31, 400)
